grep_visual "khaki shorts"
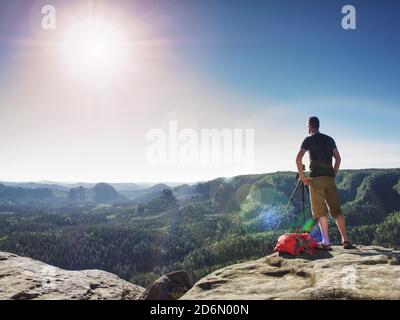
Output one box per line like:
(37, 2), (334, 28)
(309, 176), (343, 219)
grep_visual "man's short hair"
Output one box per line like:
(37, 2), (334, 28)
(308, 116), (320, 129)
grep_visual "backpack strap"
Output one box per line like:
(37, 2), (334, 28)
(292, 235), (316, 255)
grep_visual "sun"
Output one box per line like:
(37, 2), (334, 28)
(61, 17), (128, 79)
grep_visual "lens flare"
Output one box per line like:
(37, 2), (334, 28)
(303, 218), (317, 232)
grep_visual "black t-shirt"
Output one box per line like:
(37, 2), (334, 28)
(300, 133), (337, 177)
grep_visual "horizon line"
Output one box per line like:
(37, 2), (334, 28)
(1, 167), (399, 185)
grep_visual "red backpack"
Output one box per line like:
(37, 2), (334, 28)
(274, 233), (317, 256)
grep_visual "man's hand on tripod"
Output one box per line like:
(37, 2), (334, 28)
(300, 174), (311, 185)
(296, 151), (311, 185)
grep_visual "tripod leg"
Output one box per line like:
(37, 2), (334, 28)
(301, 182), (305, 230)
(265, 178), (303, 254)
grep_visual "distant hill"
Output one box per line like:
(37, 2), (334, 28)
(0, 183), (65, 205)
(67, 183), (126, 204)
(93, 183), (123, 202)
(0, 181), (68, 191)
(67, 186), (88, 202)
(0, 182), (126, 206)
(118, 183), (174, 203)
(0, 181), (176, 204)
(1, 169), (399, 221)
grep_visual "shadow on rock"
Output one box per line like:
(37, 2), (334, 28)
(277, 250), (334, 261)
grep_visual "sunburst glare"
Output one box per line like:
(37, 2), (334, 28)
(60, 16), (129, 79)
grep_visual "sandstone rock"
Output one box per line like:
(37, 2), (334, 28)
(139, 270), (192, 300)
(0, 252), (145, 300)
(181, 245), (400, 300)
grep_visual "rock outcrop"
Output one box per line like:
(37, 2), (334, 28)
(181, 245), (400, 300)
(139, 270), (193, 300)
(2, 246), (399, 300)
(0, 252), (145, 300)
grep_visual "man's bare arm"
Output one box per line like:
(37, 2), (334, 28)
(296, 148), (310, 184)
(332, 147), (341, 177)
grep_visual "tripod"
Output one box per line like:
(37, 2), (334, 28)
(264, 168), (313, 254)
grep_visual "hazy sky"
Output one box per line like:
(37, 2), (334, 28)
(0, 0), (399, 183)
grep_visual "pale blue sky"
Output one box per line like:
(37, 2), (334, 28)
(0, 0), (399, 182)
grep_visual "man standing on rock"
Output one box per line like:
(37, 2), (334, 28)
(296, 116), (352, 250)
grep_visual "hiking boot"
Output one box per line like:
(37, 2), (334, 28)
(317, 243), (332, 251)
(342, 240), (354, 249)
